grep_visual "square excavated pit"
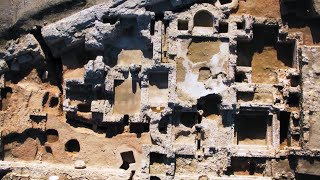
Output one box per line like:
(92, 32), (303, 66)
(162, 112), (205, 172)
(228, 157), (266, 176)
(197, 94), (222, 119)
(187, 40), (221, 63)
(309, 112), (320, 149)
(178, 19), (189, 30)
(236, 25), (294, 84)
(149, 152), (167, 175)
(148, 72), (169, 107)
(237, 92), (273, 104)
(236, 111), (271, 145)
(280, 111), (290, 149)
(180, 112), (198, 128)
(117, 49), (143, 65)
(113, 78), (141, 115)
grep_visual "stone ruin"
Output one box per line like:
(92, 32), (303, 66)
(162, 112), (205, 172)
(0, 0), (320, 179)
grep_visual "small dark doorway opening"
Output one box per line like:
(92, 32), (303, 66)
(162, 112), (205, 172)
(120, 151), (135, 170)
(65, 139), (80, 152)
(194, 11), (213, 27)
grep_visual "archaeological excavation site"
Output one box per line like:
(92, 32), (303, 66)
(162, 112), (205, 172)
(1, 0), (320, 179)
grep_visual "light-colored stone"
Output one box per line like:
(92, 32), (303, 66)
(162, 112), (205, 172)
(74, 160), (86, 169)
